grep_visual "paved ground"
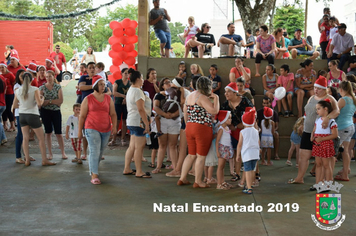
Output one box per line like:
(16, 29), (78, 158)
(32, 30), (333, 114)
(0, 80), (355, 235)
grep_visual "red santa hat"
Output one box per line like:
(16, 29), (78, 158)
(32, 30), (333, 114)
(314, 76), (327, 89)
(217, 110), (231, 125)
(92, 75), (104, 88)
(242, 107), (256, 127)
(45, 57), (54, 64)
(10, 54), (19, 62)
(0, 61), (7, 67)
(225, 82), (238, 93)
(26, 60), (37, 73)
(263, 107), (273, 119)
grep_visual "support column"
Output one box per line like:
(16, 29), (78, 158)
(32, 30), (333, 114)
(138, 0), (149, 73)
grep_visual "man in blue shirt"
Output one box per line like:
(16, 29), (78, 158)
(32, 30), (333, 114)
(218, 23), (245, 56)
(288, 29), (319, 59)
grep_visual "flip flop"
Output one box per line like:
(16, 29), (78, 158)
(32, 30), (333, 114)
(42, 162), (57, 166)
(334, 176), (349, 181)
(136, 172), (152, 178)
(123, 169), (136, 175)
(81, 155), (87, 160)
(91, 178), (101, 185)
(288, 178), (303, 184)
(310, 172), (316, 177)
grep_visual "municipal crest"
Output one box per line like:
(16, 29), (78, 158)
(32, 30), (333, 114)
(311, 181), (346, 231)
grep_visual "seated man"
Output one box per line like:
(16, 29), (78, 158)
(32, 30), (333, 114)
(347, 45), (356, 76)
(185, 23), (215, 58)
(288, 29), (319, 59)
(327, 23), (354, 70)
(218, 23), (245, 56)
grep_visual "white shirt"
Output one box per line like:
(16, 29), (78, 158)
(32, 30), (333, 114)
(13, 83), (21, 117)
(218, 126), (232, 147)
(241, 127), (260, 162)
(126, 87), (151, 127)
(15, 86), (40, 115)
(97, 71), (107, 82)
(66, 115), (79, 138)
(314, 117), (337, 134)
(331, 32), (354, 54)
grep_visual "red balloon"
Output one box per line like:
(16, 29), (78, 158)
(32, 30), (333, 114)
(119, 36), (128, 45)
(129, 20), (138, 29)
(112, 43), (123, 52)
(124, 56), (135, 66)
(109, 21), (121, 30)
(127, 35), (138, 44)
(127, 50), (138, 57)
(110, 65), (120, 73)
(113, 71), (122, 80)
(108, 36), (120, 45)
(125, 27), (136, 36)
(113, 58), (123, 66)
(121, 18), (131, 28)
(118, 51), (128, 60)
(113, 28), (124, 38)
(108, 74), (116, 84)
(108, 50), (119, 58)
(123, 44), (134, 52)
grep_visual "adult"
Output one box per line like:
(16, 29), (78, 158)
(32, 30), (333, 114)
(45, 57), (60, 75)
(186, 23), (215, 58)
(327, 23), (354, 70)
(123, 70), (152, 178)
(12, 72), (56, 166)
(152, 78), (181, 174)
(78, 75), (117, 184)
(319, 14), (331, 59)
(183, 16), (200, 58)
(149, 0), (171, 58)
(273, 28), (287, 59)
(295, 59), (317, 117)
(49, 45), (67, 83)
(236, 77), (254, 105)
(0, 61), (16, 131)
(288, 76), (339, 184)
(282, 31), (291, 58)
(39, 70), (67, 160)
(142, 68), (160, 101)
(81, 46), (96, 64)
(178, 76), (219, 188)
(37, 65), (47, 88)
(7, 54), (25, 80)
(229, 57), (251, 91)
(347, 46), (356, 76)
(262, 64), (278, 102)
(208, 64), (221, 96)
(9, 45), (18, 57)
(245, 29), (256, 58)
(335, 81), (356, 181)
(110, 68), (131, 146)
(288, 29), (319, 60)
(221, 82), (253, 180)
(326, 60), (346, 89)
(317, 7), (339, 33)
(219, 23), (245, 57)
(0, 74), (6, 144)
(4, 45), (11, 65)
(255, 25), (276, 77)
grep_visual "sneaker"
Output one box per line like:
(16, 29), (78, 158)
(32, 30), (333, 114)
(284, 111), (289, 118)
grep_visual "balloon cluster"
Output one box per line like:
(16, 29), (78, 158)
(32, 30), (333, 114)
(108, 18), (138, 82)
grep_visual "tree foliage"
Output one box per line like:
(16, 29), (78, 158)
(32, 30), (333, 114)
(168, 22), (185, 45)
(69, 35), (89, 52)
(273, 5), (304, 37)
(149, 30), (161, 58)
(171, 42), (185, 58)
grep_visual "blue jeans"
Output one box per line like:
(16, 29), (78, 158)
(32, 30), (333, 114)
(0, 106), (6, 142)
(328, 53), (350, 70)
(15, 116), (23, 158)
(154, 29), (171, 49)
(85, 129), (111, 175)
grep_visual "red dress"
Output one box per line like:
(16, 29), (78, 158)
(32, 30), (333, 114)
(312, 118), (337, 158)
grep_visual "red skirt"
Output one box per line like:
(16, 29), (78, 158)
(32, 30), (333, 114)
(312, 134), (335, 158)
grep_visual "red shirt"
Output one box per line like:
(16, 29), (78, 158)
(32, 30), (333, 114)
(7, 65), (26, 78)
(31, 77), (38, 87)
(49, 52), (66, 71)
(142, 79), (159, 101)
(37, 76), (46, 87)
(230, 67), (251, 88)
(0, 75), (6, 106)
(2, 72), (16, 94)
(46, 66), (58, 75)
(85, 94), (112, 133)
(319, 22), (331, 43)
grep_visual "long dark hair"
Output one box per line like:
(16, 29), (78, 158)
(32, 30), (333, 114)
(15, 69), (25, 85)
(129, 69), (142, 84)
(0, 77), (5, 93)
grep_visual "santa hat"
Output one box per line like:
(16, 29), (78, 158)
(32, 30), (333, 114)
(26, 60), (37, 73)
(10, 54), (19, 62)
(45, 57), (54, 64)
(38, 65), (46, 70)
(225, 82), (238, 93)
(92, 75), (104, 88)
(217, 110), (231, 125)
(263, 107), (273, 119)
(314, 76), (327, 89)
(242, 107), (256, 127)
(0, 61), (7, 67)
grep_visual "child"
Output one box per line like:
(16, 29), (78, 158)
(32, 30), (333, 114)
(148, 110), (159, 168)
(237, 107), (260, 194)
(277, 64), (294, 118)
(215, 110), (234, 190)
(65, 103), (82, 164)
(260, 107), (275, 166)
(204, 116), (219, 184)
(76, 63), (87, 104)
(209, 64), (222, 96)
(95, 62), (107, 81)
(311, 99), (338, 185)
(176, 61), (187, 87)
(189, 64), (204, 91)
(286, 116), (304, 167)
(183, 16), (200, 58)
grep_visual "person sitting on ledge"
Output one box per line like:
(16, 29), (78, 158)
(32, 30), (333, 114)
(288, 28), (319, 60)
(218, 23), (245, 57)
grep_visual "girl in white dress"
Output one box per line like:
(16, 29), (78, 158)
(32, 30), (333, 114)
(260, 107), (275, 166)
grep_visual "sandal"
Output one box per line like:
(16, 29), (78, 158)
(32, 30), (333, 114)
(81, 155), (87, 160)
(237, 181), (245, 188)
(255, 173), (261, 181)
(148, 163), (156, 168)
(289, 111), (295, 117)
(91, 178), (101, 185)
(284, 111), (289, 118)
(72, 158), (78, 163)
(151, 168), (161, 174)
(16, 158), (25, 164)
(121, 139), (127, 146)
(231, 174), (241, 182)
(108, 140), (116, 146)
(136, 172), (152, 178)
(242, 188), (253, 194)
(216, 184), (230, 190)
(207, 178), (217, 184)
(309, 171), (316, 177)
(165, 165), (173, 169)
(286, 160), (292, 166)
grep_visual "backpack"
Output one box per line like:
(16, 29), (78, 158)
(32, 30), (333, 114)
(162, 87), (182, 119)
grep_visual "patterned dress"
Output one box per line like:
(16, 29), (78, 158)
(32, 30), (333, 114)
(312, 118), (337, 158)
(261, 119), (274, 148)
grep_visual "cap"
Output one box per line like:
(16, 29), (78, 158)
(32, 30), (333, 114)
(338, 23), (347, 29)
(295, 28), (302, 32)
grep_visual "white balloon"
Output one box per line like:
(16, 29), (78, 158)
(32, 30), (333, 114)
(274, 87), (286, 100)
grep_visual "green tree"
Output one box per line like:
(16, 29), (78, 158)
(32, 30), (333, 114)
(168, 22), (185, 44)
(171, 42), (184, 58)
(69, 35), (89, 52)
(54, 42), (73, 63)
(149, 30), (160, 58)
(273, 5), (304, 37)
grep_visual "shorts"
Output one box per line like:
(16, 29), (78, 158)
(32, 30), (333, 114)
(218, 143), (233, 160)
(149, 132), (159, 150)
(243, 159), (258, 172)
(71, 138), (82, 151)
(19, 114), (42, 129)
(286, 91), (294, 97)
(154, 29), (171, 49)
(231, 136), (238, 150)
(219, 43), (241, 56)
(161, 117), (181, 135)
(300, 132), (313, 150)
(127, 126), (145, 137)
(181, 118), (186, 130)
(40, 108), (63, 134)
(115, 103), (128, 120)
(56, 70), (63, 83)
(294, 87), (310, 94)
(296, 49), (314, 56)
(290, 131), (301, 145)
(352, 124), (356, 139)
(264, 89), (275, 95)
(186, 122), (213, 156)
(339, 125), (355, 144)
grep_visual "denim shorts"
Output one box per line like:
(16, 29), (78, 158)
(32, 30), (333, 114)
(127, 126), (145, 137)
(339, 124), (355, 144)
(290, 131), (301, 145)
(296, 49), (314, 56)
(243, 159), (258, 171)
(154, 29), (171, 49)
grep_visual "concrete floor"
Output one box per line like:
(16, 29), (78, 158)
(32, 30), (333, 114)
(0, 80), (355, 235)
